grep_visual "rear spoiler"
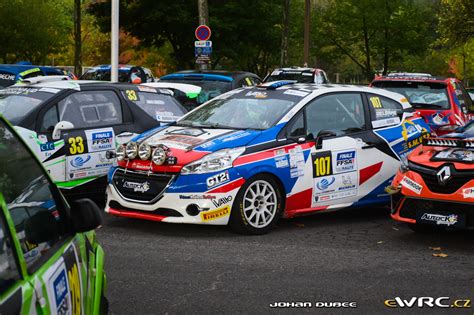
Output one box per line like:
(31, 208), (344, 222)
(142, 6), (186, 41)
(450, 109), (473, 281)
(423, 137), (474, 148)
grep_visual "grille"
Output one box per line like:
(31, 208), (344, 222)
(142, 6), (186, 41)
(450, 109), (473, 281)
(112, 168), (175, 203)
(108, 200), (183, 217)
(408, 162), (474, 194)
(399, 198), (474, 227)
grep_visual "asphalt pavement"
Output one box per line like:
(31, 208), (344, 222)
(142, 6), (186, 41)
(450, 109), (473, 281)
(96, 206), (474, 314)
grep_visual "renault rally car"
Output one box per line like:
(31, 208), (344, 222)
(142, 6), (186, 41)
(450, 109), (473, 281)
(0, 115), (106, 314)
(105, 81), (430, 234)
(371, 73), (473, 135)
(0, 79), (186, 200)
(387, 121), (474, 231)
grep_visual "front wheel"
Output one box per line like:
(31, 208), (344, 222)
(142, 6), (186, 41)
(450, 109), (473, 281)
(229, 175), (283, 235)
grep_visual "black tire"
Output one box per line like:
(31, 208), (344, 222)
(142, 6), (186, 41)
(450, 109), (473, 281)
(229, 174), (283, 235)
(406, 223), (445, 233)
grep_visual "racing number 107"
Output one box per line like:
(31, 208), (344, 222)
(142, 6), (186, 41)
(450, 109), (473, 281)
(314, 156), (331, 177)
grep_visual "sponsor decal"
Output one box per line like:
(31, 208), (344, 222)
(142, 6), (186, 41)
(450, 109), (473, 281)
(401, 176), (422, 194)
(53, 269), (70, 315)
(0, 87), (39, 95)
(221, 130), (252, 142)
(90, 130), (114, 151)
(375, 108), (399, 119)
(434, 149), (473, 162)
(245, 91), (267, 98)
(38, 87), (61, 94)
(462, 187), (474, 199)
(212, 196), (233, 207)
(123, 181), (151, 193)
(40, 142), (55, 152)
(201, 205), (230, 221)
(338, 174), (356, 191)
(289, 146), (305, 178)
(283, 89), (309, 97)
(430, 112), (450, 125)
(372, 117), (401, 128)
(70, 155), (91, 168)
(275, 155), (289, 168)
(160, 134), (205, 148)
(168, 128), (205, 137)
(179, 194), (216, 200)
(420, 213), (458, 226)
(0, 73), (15, 80)
(137, 85), (156, 93)
(314, 189), (357, 203)
(206, 171), (230, 189)
(316, 176), (335, 191)
(274, 148), (286, 156)
(335, 151), (356, 173)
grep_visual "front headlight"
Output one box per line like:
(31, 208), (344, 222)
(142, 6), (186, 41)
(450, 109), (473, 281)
(116, 144), (126, 161)
(181, 147), (245, 174)
(139, 143), (152, 160)
(151, 146), (167, 165)
(126, 142), (138, 159)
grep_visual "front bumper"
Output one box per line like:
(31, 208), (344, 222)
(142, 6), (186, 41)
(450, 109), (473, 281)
(105, 167), (245, 225)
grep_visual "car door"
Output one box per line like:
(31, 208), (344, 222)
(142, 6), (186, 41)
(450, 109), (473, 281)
(0, 119), (84, 314)
(302, 92), (375, 208)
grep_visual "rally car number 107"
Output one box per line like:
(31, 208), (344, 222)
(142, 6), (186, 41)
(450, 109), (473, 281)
(106, 81), (430, 234)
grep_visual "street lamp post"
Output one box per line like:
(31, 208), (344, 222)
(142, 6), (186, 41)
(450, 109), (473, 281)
(111, 0), (119, 82)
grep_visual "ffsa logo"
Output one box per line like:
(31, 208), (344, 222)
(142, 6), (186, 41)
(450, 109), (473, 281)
(385, 297), (471, 308)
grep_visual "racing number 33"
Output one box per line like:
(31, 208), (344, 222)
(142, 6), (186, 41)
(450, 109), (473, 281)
(68, 136), (84, 155)
(312, 151), (333, 177)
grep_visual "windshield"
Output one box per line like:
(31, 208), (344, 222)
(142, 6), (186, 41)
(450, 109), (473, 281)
(81, 69), (130, 82)
(373, 81), (449, 109)
(122, 91), (186, 122)
(266, 72), (315, 83)
(0, 87), (55, 124)
(160, 79), (232, 104)
(178, 95), (295, 130)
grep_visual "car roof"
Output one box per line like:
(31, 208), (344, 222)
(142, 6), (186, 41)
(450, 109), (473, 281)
(271, 67), (325, 72)
(161, 70), (260, 81)
(85, 64), (137, 72)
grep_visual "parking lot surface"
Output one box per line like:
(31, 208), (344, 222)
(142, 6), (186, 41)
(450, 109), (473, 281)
(98, 206), (474, 314)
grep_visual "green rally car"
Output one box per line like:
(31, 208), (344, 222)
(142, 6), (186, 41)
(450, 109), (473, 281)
(0, 115), (106, 314)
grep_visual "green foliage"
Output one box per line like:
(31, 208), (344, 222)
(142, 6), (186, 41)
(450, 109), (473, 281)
(0, 0), (72, 64)
(438, 0), (474, 45)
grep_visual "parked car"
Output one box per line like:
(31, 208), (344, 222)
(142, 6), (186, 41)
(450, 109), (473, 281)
(0, 115), (106, 314)
(105, 81), (430, 234)
(159, 70), (262, 105)
(387, 121), (474, 231)
(0, 64), (66, 88)
(371, 73), (473, 135)
(0, 79), (186, 200)
(142, 82), (202, 111)
(264, 67), (329, 84)
(80, 64), (155, 84)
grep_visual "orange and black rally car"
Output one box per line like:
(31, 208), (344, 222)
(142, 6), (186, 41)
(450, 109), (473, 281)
(387, 121), (474, 231)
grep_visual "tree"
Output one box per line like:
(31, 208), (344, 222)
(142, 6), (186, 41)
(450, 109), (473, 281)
(0, 0), (72, 64)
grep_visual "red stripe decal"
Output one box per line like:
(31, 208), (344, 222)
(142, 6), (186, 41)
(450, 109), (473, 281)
(108, 208), (166, 222)
(359, 162), (383, 185)
(285, 189), (313, 212)
(207, 178), (245, 193)
(234, 142), (314, 166)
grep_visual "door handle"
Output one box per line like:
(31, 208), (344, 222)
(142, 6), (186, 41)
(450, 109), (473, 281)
(361, 142), (376, 149)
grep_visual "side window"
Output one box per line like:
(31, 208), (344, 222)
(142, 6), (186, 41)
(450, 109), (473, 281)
(0, 120), (65, 269)
(456, 83), (473, 113)
(305, 93), (365, 137)
(58, 91), (123, 129)
(0, 212), (20, 293)
(286, 111), (305, 137)
(41, 105), (59, 131)
(368, 94), (404, 128)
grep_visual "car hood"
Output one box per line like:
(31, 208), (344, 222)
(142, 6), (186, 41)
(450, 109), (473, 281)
(121, 125), (262, 172)
(409, 140), (474, 171)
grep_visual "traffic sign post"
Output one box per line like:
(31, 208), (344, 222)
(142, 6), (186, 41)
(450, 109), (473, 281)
(195, 25), (212, 69)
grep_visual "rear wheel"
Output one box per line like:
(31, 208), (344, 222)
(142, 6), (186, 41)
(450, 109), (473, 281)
(229, 175), (283, 235)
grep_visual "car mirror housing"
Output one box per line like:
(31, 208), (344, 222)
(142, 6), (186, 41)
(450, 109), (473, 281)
(315, 130), (336, 149)
(70, 198), (103, 233)
(52, 121), (74, 140)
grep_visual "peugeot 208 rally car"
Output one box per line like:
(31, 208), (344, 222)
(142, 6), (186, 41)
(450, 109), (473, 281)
(388, 121), (474, 231)
(105, 81), (430, 234)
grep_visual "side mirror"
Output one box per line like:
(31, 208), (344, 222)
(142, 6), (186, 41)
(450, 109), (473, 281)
(24, 211), (61, 244)
(315, 130), (336, 149)
(52, 121), (74, 140)
(70, 198), (102, 233)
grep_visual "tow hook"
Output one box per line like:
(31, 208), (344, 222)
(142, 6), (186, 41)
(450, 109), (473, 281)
(384, 185), (401, 195)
